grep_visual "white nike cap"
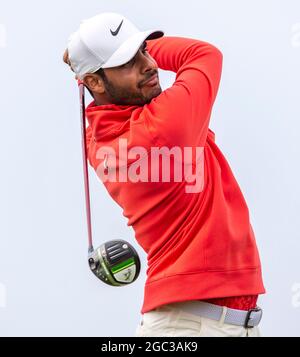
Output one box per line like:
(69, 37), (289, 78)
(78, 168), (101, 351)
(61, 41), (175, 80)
(67, 12), (164, 79)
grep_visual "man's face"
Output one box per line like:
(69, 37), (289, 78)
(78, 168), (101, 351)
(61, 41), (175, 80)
(98, 41), (162, 106)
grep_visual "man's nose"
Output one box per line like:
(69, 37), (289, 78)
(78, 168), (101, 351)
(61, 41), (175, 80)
(141, 54), (158, 73)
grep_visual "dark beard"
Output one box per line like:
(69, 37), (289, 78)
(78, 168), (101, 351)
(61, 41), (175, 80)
(102, 71), (160, 106)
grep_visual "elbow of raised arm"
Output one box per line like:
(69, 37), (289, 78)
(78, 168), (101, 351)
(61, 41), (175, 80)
(195, 41), (223, 68)
(210, 46), (223, 74)
(210, 44), (223, 62)
(216, 47), (223, 63)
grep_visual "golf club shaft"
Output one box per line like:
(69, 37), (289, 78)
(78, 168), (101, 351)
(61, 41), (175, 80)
(78, 82), (94, 253)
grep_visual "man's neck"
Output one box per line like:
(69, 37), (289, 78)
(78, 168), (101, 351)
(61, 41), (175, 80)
(92, 92), (113, 106)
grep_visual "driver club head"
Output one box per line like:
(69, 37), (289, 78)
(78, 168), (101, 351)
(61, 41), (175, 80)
(88, 240), (141, 286)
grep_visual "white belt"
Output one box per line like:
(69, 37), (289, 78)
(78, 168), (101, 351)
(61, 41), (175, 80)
(171, 300), (263, 328)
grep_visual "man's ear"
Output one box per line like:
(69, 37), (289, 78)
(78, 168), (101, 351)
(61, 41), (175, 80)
(83, 74), (106, 94)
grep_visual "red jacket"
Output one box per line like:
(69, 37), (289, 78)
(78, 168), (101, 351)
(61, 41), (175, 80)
(85, 36), (266, 313)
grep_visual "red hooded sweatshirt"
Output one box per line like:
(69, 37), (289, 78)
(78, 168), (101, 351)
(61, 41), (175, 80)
(85, 36), (266, 313)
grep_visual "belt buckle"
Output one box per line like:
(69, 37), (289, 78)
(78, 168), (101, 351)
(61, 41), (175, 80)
(244, 307), (263, 328)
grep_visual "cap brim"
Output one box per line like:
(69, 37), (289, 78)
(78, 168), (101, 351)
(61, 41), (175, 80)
(101, 29), (164, 69)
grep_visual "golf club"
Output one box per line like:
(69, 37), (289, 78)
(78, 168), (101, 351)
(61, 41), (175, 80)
(78, 80), (141, 286)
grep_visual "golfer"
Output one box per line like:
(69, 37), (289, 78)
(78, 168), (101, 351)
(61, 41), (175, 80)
(63, 12), (266, 337)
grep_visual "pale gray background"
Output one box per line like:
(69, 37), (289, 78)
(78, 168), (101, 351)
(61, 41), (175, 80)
(0, 0), (300, 337)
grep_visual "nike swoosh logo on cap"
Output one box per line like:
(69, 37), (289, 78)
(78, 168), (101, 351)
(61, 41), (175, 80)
(110, 20), (124, 36)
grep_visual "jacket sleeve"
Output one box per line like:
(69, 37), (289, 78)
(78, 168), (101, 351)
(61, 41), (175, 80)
(144, 36), (223, 147)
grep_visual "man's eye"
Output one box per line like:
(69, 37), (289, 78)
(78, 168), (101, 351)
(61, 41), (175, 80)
(123, 58), (135, 67)
(121, 47), (147, 68)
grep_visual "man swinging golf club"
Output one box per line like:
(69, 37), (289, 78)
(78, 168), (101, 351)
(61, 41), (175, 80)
(63, 12), (265, 337)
